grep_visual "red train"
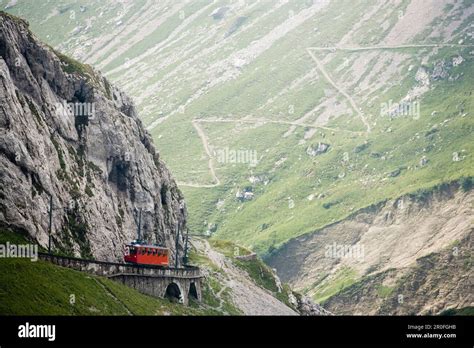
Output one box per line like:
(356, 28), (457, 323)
(124, 241), (169, 266)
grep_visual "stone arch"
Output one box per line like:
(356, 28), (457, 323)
(189, 282), (198, 300)
(164, 282), (183, 303)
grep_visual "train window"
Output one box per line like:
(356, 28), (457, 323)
(153, 250), (157, 255)
(141, 249), (146, 255)
(147, 249), (151, 255)
(130, 247), (136, 255)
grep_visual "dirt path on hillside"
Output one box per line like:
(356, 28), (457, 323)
(178, 42), (474, 189)
(308, 43), (474, 52)
(305, 43), (474, 135)
(193, 238), (297, 315)
(307, 48), (371, 133)
(179, 121), (220, 188)
(178, 117), (363, 188)
(195, 118), (363, 134)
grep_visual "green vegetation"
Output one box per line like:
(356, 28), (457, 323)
(209, 239), (252, 258)
(440, 307), (474, 316)
(376, 284), (395, 298)
(187, 244), (243, 315)
(0, 258), (210, 315)
(309, 267), (357, 304)
(208, 238), (297, 310)
(4, 1), (473, 312)
(51, 48), (94, 77)
(50, 136), (66, 171)
(63, 208), (92, 259)
(0, 229), (236, 315)
(0, 228), (200, 315)
(320, 238), (473, 313)
(25, 96), (43, 127)
(0, 228), (31, 245)
(6, 0), (474, 260)
(459, 176), (473, 192)
(0, 10), (28, 27)
(0, 232), (294, 316)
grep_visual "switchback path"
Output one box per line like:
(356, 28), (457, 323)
(306, 43), (474, 134)
(178, 117), (363, 188)
(175, 43), (474, 188)
(308, 43), (474, 52)
(307, 48), (371, 133)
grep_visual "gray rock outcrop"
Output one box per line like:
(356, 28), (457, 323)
(306, 142), (330, 157)
(0, 12), (187, 263)
(296, 295), (333, 316)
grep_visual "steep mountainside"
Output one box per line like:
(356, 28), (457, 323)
(0, 227), (316, 315)
(8, 0), (473, 258)
(322, 229), (472, 315)
(189, 236), (329, 315)
(3, 1), (473, 315)
(0, 12), (186, 262)
(0, 10), (328, 317)
(266, 181), (473, 313)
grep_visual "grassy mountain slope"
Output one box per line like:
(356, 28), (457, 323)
(3, 2), (473, 315)
(0, 228), (207, 315)
(0, 228), (297, 315)
(265, 180), (473, 311)
(0, 258), (203, 315)
(5, 0), (473, 258)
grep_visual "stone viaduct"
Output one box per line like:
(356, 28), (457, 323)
(39, 253), (202, 306)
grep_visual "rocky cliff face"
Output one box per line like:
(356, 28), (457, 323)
(267, 181), (473, 314)
(322, 230), (472, 315)
(0, 12), (187, 263)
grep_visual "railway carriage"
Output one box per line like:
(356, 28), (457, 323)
(124, 241), (169, 266)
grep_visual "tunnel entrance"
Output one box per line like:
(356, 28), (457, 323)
(189, 282), (198, 300)
(165, 282), (182, 303)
